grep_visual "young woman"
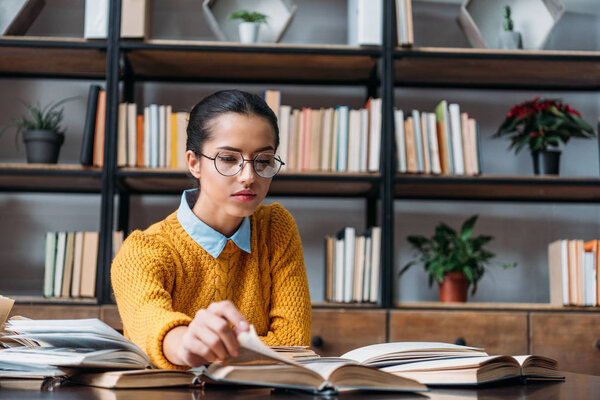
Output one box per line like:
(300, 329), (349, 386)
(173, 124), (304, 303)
(111, 90), (311, 370)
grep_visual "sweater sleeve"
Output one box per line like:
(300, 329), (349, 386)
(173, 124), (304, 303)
(260, 204), (312, 347)
(111, 230), (192, 370)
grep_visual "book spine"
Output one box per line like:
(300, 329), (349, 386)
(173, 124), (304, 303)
(80, 85), (101, 166)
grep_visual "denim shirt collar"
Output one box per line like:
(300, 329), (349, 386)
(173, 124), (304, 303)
(176, 189), (251, 258)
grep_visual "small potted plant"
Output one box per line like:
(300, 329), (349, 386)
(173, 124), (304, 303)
(494, 97), (595, 175)
(399, 215), (516, 302)
(227, 10), (268, 44)
(498, 5), (522, 49)
(0, 98), (75, 164)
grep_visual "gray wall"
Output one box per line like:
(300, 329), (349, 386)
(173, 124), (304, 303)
(1, 0), (599, 303)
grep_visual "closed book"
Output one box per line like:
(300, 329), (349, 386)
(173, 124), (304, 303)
(336, 106), (349, 172)
(117, 103), (127, 167)
(395, 0), (408, 46)
(353, 235), (365, 302)
(84, 0), (109, 39)
(359, 108), (369, 172)
(43, 232), (57, 298)
(461, 112), (473, 175)
(120, 0), (153, 39)
(298, 108), (307, 171)
(567, 240), (578, 305)
(170, 112), (178, 168)
(263, 90), (281, 120)
(369, 226), (381, 303)
(330, 108), (339, 172)
(576, 240), (585, 306)
(427, 112), (442, 174)
(404, 0), (414, 45)
(411, 110), (423, 172)
(448, 103), (464, 175)
(165, 105), (172, 168)
(176, 112), (188, 169)
(136, 114), (144, 167)
(343, 227), (356, 303)
(149, 104), (159, 168)
(127, 103), (137, 167)
(53, 232), (67, 298)
(334, 236), (344, 303)
(583, 240), (600, 306)
(320, 108), (334, 172)
(434, 100), (452, 174)
(143, 107), (150, 167)
(71, 232), (84, 298)
(420, 112), (430, 174)
(394, 109), (406, 173)
(583, 252), (596, 306)
(60, 232), (75, 298)
(347, 0), (382, 46)
(309, 108), (322, 171)
(158, 105), (166, 168)
(469, 118), (481, 175)
(325, 236), (334, 302)
(290, 109), (301, 171)
(367, 98), (382, 172)
(0, 0), (45, 35)
(347, 109), (361, 173)
(93, 89), (106, 168)
(278, 105), (291, 171)
(80, 232), (99, 298)
(548, 240), (568, 306)
(363, 235), (372, 302)
(80, 85), (101, 166)
(404, 117), (417, 173)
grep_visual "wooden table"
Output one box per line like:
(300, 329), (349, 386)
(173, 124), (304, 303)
(1, 372), (598, 399)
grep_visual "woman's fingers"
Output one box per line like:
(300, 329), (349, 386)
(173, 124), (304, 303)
(208, 300), (250, 333)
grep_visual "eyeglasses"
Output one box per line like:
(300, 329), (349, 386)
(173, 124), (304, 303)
(199, 150), (285, 178)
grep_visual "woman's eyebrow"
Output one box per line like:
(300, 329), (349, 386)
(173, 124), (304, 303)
(216, 145), (275, 152)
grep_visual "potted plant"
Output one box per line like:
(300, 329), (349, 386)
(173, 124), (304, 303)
(0, 98), (75, 164)
(498, 5), (522, 50)
(399, 215), (516, 302)
(227, 10), (268, 44)
(494, 97), (595, 175)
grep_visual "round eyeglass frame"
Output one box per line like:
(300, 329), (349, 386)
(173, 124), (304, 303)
(198, 151), (285, 178)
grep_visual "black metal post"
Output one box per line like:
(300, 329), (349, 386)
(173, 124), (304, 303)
(97, 0), (121, 305)
(380, 0), (395, 309)
(117, 189), (130, 237)
(366, 196), (377, 228)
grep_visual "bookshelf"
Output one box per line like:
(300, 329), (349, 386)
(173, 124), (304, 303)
(1, 0), (599, 374)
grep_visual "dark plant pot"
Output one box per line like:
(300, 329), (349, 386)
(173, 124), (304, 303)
(438, 271), (469, 302)
(531, 149), (561, 175)
(22, 129), (64, 164)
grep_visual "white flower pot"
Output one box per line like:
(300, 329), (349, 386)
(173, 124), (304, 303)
(498, 30), (523, 50)
(238, 22), (259, 44)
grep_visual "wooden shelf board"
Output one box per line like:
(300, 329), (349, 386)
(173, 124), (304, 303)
(394, 174), (600, 202)
(0, 163), (102, 192)
(123, 41), (379, 83)
(117, 168), (380, 196)
(395, 301), (600, 313)
(394, 47), (600, 89)
(11, 295), (98, 305)
(0, 37), (106, 78)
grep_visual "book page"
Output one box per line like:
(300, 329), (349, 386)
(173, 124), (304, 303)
(0, 295), (14, 327)
(228, 325), (301, 367)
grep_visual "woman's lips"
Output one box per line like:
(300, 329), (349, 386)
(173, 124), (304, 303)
(232, 190), (257, 202)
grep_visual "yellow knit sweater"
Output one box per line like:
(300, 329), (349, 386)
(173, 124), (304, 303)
(111, 202), (311, 370)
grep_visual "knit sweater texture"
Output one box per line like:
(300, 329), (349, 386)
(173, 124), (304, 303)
(111, 202), (311, 370)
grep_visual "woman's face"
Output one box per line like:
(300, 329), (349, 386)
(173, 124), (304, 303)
(187, 112), (277, 235)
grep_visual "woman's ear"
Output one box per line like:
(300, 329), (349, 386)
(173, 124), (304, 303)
(186, 150), (201, 179)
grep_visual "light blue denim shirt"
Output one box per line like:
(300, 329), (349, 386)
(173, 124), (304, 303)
(176, 189), (251, 258)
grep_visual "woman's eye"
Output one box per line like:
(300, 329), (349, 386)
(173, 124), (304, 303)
(219, 157), (238, 163)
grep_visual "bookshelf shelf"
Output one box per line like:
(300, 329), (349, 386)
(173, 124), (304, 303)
(11, 295), (98, 305)
(116, 168), (381, 197)
(121, 40), (381, 85)
(0, 164), (102, 193)
(394, 301), (600, 313)
(394, 174), (600, 202)
(0, 36), (107, 79)
(393, 47), (600, 90)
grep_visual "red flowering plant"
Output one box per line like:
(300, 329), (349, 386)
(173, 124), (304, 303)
(494, 97), (595, 153)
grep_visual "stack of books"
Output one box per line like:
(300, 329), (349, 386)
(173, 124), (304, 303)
(548, 239), (600, 307)
(43, 231), (123, 299)
(324, 226), (381, 304)
(395, 101), (481, 176)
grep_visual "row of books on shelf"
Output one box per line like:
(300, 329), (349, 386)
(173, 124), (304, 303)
(43, 231), (123, 299)
(395, 101), (481, 176)
(324, 226), (382, 304)
(548, 239), (600, 307)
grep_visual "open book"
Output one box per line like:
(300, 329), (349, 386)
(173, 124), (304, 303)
(200, 326), (427, 394)
(0, 318), (151, 369)
(381, 355), (564, 386)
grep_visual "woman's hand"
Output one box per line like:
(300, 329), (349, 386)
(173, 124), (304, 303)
(163, 300), (250, 367)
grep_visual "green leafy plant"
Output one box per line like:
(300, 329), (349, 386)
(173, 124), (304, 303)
(0, 97), (76, 143)
(227, 10), (268, 25)
(494, 97), (595, 154)
(399, 215), (516, 295)
(503, 5), (514, 32)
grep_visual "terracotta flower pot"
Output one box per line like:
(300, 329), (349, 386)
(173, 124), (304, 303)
(438, 272), (469, 302)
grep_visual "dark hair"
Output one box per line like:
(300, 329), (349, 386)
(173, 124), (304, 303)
(186, 90), (279, 155)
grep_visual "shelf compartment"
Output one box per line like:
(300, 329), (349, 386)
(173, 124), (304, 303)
(395, 301), (600, 313)
(117, 168), (381, 197)
(0, 164), (102, 193)
(394, 47), (600, 90)
(0, 36), (107, 79)
(394, 174), (600, 202)
(121, 40), (380, 84)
